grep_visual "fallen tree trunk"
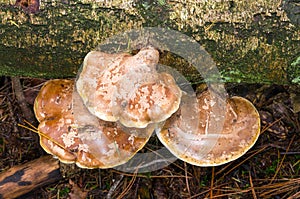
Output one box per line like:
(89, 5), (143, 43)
(0, 0), (299, 84)
(0, 155), (62, 199)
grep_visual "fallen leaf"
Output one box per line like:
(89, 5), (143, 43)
(68, 179), (88, 199)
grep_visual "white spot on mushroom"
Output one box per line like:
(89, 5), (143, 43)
(128, 134), (136, 145)
(61, 131), (77, 148)
(107, 141), (119, 156)
(78, 143), (89, 153)
(65, 118), (72, 124)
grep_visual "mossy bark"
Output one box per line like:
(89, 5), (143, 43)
(0, 0), (299, 84)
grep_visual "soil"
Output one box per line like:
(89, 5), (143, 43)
(0, 76), (299, 199)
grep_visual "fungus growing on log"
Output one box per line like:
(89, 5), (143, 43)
(33, 48), (261, 169)
(76, 47), (182, 128)
(157, 90), (261, 166)
(34, 79), (153, 168)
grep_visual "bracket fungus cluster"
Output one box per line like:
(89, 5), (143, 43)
(34, 47), (261, 169)
(34, 79), (154, 168)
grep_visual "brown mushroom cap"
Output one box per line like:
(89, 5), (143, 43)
(33, 79), (73, 122)
(76, 47), (182, 128)
(157, 91), (261, 166)
(113, 72), (182, 128)
(35, 79), (154, 169)
(76, 51), (131, 122)
(34, 79), (102, 167)
(76, 48), (158, 122)
(38, 114), (109, 168)
(72, 88), (155, 168)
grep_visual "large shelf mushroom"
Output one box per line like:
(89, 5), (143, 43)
(157, 90), (261, 166)
(34, 79), (155, 169)
(33, 47), (183, 169)
(33, 47), (261, 169)
(76, 47), (182, 128)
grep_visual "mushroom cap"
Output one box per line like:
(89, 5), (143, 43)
(113, 72), (182, 128)
(38, 114), (109, 168)
(76, 51), (131, 122)
(34, 79), (102, 167)
(76, 47), (182, 128)
(38, 114), (154, 169)
(33, 79), (73, 122)
(157, 91), (261, 166)
(76, 48), (159, 123)
(72, 88), (155, 168)
(35, 79), (154, 169)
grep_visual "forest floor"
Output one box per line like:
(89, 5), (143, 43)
(0, 76), (299, 199)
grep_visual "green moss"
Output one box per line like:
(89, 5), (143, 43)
(0, 1), (299, 84)
(288, 56), (300, 84)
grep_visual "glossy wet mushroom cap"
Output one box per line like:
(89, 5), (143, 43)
(34, 79), (154, 168)
(72, 88), (155, 168)
(157, 91), (261, 166)
(38, 114), (110, 168)
(34, 79), (78, 164)
(34, 79), (73, 122)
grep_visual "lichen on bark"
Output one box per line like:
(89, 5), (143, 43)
(0, 0), (299, 84)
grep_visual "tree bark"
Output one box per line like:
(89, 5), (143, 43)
(0, 0), (299, 84)
(0, 155), (62, 199)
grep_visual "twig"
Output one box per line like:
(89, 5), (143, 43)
(260, 117), (282, 135)
(106, 175), (124, 199)
(210, 167), (215, 199)
(287, 191), (300, 199)
(249, 172), (257, 199)
(270, 135), (295, 184)
(11, 77), (36, 125)
(281, 152), (300, 155)
(259, 178), (300, 198)
(216, 145), (269, 178)
(184, 162), (191, 197)
(117, 170), (138, 199)
(112, 169), (189, 178)
(6, 92), (19, 133)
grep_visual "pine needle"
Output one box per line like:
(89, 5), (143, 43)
(18, 122), (66, 150)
